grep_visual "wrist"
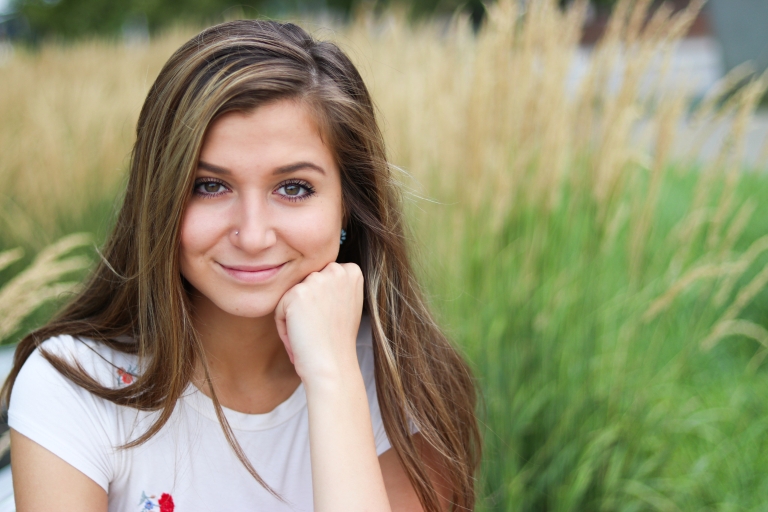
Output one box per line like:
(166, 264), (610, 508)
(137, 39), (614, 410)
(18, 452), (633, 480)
(301, 354), (364, 397)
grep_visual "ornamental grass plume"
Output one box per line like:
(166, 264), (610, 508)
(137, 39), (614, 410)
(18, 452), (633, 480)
(0, 233), (92, 343)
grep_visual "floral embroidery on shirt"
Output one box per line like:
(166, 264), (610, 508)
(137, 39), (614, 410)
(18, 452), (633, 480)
(116, 364), (138, 386)
(138, 492), (174, 512)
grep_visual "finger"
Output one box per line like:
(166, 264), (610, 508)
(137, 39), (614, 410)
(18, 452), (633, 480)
(274, 296), (290, 343)
(274, 293), (286, 323)
(273, 300), (294, 364)
(340, 262), (363, 278)
(320, 261), (343, 277)
(276, 314), (289, 345)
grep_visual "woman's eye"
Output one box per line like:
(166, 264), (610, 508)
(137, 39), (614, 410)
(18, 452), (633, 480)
(194, 180), (228, 196)
(283, 184), (303, 196)
(276, 181), (314, 200)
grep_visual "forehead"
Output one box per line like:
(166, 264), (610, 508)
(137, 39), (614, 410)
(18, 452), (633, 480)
(199, 100), (337, 177)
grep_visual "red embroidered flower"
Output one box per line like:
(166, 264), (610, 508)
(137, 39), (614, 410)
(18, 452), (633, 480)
(117, 368), (133, 384)
(158, 493), (174, 512)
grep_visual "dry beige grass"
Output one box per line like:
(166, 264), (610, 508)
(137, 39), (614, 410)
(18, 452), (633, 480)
(0, 233), (91, 341)
(344, 1), (716, 255)
(345, 1), (768, 364)
(0, 32), (191, 246)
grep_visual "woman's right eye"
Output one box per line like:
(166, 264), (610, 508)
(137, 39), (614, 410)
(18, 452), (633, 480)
(193, 179), (229, 197)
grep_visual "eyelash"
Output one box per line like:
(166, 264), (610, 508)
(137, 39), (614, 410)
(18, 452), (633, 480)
(276, 179), (316, 202)
(193, 177), (229, 198)
(192, 178), (316, 202)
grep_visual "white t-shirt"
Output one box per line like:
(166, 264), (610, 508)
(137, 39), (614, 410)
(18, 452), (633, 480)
(8, 317), (392, 512)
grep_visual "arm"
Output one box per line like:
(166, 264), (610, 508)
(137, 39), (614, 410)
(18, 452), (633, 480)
(276, 262), (455, 511)
(275, 262), (390, 511)
(304, 358), (453, 512)
(11, 429), (107, 512)
(304, 359), (391, 511)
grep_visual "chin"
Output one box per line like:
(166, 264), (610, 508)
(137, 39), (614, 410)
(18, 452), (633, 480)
(217, 295), (281, 319)
(186, 284), (282, 320)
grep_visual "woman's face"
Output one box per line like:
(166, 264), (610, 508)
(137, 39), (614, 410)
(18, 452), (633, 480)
(180, 99), (343, 319)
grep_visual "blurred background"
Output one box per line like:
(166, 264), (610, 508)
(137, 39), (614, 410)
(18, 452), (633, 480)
(2, 0), (768, 509)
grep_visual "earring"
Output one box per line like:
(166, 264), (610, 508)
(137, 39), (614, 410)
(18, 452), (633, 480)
(235, 231), (239, 236)
(340, 228), (347, 245)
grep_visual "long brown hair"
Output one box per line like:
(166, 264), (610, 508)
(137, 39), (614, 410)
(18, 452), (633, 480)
(2, 20), (480, 510)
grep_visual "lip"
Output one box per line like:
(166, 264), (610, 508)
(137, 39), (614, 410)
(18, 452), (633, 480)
(218, 262), (286, 283)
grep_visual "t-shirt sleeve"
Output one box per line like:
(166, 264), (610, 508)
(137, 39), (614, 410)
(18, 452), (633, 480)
(7, 336), (118, 492)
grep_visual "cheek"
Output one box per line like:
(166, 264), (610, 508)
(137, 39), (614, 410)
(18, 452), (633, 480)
(281, 204), (342, 262)
(179, 205), (223, 264)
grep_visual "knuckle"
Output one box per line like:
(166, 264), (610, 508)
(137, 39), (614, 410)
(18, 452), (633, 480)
(346, 263), (363, 280)
(306, 271), (322, 283)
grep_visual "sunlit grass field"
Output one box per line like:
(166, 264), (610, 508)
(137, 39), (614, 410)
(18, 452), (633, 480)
(3, 0), (768, 508)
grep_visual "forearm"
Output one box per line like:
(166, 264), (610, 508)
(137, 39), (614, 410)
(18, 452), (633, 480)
(304, 362), (391, 512)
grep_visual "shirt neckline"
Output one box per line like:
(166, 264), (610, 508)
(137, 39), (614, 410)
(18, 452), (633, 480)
(181, 381), (307, 431)
(178, 316), (371, 431)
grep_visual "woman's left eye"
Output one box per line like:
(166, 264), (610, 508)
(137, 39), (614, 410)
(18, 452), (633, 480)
(275, 181), (315, 201)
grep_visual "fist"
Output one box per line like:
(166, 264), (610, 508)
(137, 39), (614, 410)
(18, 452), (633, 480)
(274, 262), (364, 383)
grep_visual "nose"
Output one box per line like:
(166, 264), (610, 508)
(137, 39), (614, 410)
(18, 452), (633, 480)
(230, 192), (277, 253)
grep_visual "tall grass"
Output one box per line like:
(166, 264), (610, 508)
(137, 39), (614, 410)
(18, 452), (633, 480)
(2, 0), (768, 508)
(0, 32), (189, 248)
(0, 233), (91, 340)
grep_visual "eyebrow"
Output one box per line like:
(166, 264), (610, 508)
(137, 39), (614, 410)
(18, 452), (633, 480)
(197, 160), (232, 176)
(197, 160), (326, 176)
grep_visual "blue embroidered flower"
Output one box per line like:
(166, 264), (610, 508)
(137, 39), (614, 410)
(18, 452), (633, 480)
(138, 491), (174, 512)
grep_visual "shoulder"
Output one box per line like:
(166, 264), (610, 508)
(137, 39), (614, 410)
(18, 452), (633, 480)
(8, 335), (129, 492)
(22, 334), (139, 390)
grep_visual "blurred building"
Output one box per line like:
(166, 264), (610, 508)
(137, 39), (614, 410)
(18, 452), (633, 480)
(579, 0), (711, 45)
(708, 0), (768, 76)
(578, 0), (768, 79)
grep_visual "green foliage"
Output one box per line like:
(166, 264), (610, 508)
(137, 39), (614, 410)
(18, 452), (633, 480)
(415, 167), (768, 510)
(12, 0), (264, 39)
(9, 0), (484, 40)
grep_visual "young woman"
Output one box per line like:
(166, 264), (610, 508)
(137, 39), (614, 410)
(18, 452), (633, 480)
(2, 20), (480, 512)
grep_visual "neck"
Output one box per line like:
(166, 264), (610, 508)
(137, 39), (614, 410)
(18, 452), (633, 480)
(189, 291), (300, 413)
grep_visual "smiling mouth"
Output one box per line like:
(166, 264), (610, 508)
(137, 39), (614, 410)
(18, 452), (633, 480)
(218, 262), (286, 283)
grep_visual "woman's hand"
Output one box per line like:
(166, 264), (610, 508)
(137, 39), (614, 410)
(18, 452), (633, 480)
(274, 261), (364, 385)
